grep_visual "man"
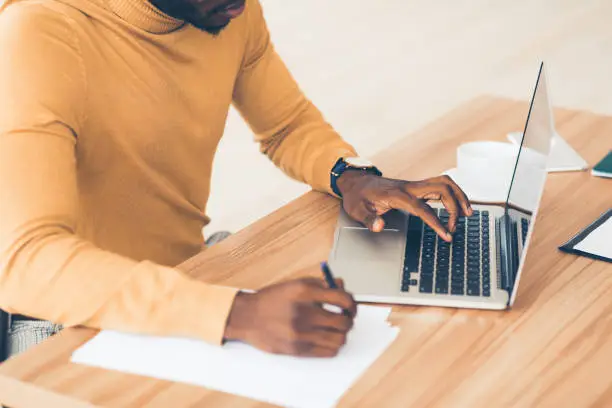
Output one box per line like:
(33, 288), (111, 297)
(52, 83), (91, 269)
(0, 0), (471, 360)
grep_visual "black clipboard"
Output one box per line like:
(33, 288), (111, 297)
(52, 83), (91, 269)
(559, 208), (612, 263)
(0, 309), (8, 363)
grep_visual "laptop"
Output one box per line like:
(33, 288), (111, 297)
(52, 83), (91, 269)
(329, 62), (554, 310)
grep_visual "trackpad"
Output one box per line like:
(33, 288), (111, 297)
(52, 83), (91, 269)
(334, 228), (403, 262)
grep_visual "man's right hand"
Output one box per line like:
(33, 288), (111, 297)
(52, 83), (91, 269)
(223, 277), (357, 357)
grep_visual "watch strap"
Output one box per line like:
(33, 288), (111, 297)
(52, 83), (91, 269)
(330, 158), (382, 197)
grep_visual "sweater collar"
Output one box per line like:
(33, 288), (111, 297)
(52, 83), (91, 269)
(107, 0), (185, 34)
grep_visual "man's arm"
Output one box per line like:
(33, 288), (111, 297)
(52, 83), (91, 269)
(0, 2), (238, 344)
(232, 0), (357, 194)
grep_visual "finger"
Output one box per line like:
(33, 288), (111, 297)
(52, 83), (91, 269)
(410, 199), (452, 242)
(345, 201), (385, 232)
(411, 183), (460, 233)
(308, 307), (354, 333)
(384, 191), (452, 241)
(334, 278), (345, 290)
(435, 183), (460, 233)
(295, 329), (348, 351)
(262, 336), (339, 358)
(437, 175), (473, 216)
(300, 286), (358, 317)
(286, 340), (340, 358)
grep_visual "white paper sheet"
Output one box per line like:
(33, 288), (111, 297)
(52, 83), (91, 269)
(71, 305), (399, 408)
(507, 131), (588, 172)
(575, 217), (612, 259)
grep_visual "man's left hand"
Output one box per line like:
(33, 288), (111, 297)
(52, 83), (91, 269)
(336, 172), (473, 242)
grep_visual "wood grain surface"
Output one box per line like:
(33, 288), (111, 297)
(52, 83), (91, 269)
(0, 96), (610, 408)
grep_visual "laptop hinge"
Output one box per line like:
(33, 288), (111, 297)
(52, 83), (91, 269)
(497, 213), (518, 297)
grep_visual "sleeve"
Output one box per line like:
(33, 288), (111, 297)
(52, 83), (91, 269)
(232, 0), (358, 194)
(0, 4), (238, 345)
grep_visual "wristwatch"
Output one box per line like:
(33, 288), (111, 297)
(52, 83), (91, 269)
(330, 157), (382, 197)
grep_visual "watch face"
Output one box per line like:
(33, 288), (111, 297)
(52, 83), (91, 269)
(345, 157), (374, 168)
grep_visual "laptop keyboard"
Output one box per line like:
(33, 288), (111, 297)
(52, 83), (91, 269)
(521, 218), (529, 246)
(401, 209), (491, 297)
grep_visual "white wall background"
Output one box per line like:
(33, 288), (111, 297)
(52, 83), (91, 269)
(206, 0), (612, 235)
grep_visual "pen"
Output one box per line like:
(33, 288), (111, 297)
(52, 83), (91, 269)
(321, 262), (353, 317)
(320, 261), (337, 289)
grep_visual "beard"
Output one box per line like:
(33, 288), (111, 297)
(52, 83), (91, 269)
(188, 19), (229, 36)
(149, 0), (230, 36)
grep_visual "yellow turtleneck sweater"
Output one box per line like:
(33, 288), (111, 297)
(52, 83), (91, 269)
(0, 0), (356, 344)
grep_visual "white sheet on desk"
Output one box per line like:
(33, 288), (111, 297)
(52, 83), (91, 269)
(445, 162), (545, 212)
(575, 217), (612, 259)
(71, 305), (399, 408)
(507, 131), (588, 172)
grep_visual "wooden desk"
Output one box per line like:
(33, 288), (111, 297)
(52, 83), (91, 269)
(1, 96), (611, 408)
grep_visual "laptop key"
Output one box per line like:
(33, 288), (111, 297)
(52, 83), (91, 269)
(420, 283), (433, 293)
(467, 262), (480, 271)
(421, 272), (433, 281)
(422, 262), (434, 272)
(421, 275), (434, 283)
(409, 279), (418, 286)
(467, 286), (480, 296)
(451, 278), (464, 286)
(453, 252), (465, 260)
(467, 273), (480, 281)
(436, 274), (449, 283)
(451, 286), (464, 295)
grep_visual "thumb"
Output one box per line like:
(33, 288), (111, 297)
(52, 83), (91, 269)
(349, 202), (386, 232)
(363, 212), (385, 233)
(334, 278), (345, 289)
(370, 216), (385, 232)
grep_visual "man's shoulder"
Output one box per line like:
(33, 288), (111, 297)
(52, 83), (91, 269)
(244, 0), (264, 25)
(0, 0), (83, 40)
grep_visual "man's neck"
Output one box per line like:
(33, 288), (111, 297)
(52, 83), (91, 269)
(107, 0), (184, 34)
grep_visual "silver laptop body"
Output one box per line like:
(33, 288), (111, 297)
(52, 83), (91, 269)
(329, 63), (554, 310)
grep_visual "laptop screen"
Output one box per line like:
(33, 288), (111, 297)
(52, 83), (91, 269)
(505, 63), (554, 214)
(506, 63), (555, 305)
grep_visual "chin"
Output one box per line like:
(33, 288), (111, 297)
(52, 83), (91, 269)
(191, 20), (230, 36)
